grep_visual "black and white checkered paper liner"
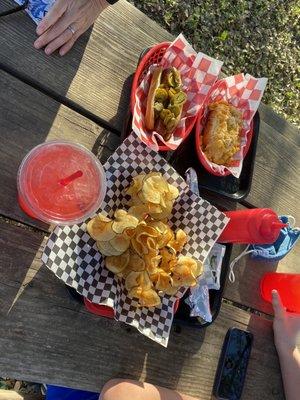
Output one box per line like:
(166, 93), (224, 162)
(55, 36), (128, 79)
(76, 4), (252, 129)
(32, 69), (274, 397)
(42, 132), (229, 347)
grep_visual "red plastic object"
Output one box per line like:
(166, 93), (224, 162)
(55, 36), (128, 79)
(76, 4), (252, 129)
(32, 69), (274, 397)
(84, 298), (115, 318)
(130, 42), (198, 152)
(261, 272), (300, 313)
(218, 208), (286, 245)
(84, 297), (180, 318)
(195, 111), (254, 176)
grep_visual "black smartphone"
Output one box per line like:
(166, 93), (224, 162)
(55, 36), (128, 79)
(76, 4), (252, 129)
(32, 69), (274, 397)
(212, 328), (253, 400)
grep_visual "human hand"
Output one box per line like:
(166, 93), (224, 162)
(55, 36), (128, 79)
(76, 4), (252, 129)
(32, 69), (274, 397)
(272, 289), (300, 353)
(34, 0), (109, 56)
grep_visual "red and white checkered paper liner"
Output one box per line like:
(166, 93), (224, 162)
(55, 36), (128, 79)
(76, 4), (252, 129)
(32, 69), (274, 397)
(132, 34), (223, 151)
(197, 74), (267, 178)
(42, 133), (229, 347)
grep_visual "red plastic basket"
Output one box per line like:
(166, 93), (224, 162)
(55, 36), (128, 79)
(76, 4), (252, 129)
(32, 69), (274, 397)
(130, 42), (198, 152)
(195, 110), (254, 177)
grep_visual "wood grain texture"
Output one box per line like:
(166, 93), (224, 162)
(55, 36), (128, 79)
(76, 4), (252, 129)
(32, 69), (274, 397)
(0, 0), (172, 131)
(0, 220), (283, 399)
(259, 103), (300, 144)
(0, 70), (120, 229)
(224, 240), (300, 315)
(246, 119), (300, 214)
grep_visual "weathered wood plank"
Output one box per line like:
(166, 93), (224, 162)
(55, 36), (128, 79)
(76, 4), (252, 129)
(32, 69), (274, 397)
(0, 220), (284, 399)
(0, 70), (120, 229)
(246, 119), (300, 214)
(0, 0), (172, 131)
(224, 240), (300, 315)
(259, 103), (300, 144)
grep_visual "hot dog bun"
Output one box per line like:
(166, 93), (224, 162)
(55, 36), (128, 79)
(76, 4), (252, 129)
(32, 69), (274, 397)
(202, 101), (242, 166)
(145, 67), (163, 131)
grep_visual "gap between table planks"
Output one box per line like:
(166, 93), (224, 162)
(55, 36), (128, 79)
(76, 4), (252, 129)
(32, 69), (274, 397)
(0, 219), (284, 400)
(0, 0), (299, 214)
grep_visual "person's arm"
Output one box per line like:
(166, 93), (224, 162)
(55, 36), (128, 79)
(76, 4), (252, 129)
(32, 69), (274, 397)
(34, 0), (111, 56)
(100, 379), (199, 400)
(272, 290), (300, 400)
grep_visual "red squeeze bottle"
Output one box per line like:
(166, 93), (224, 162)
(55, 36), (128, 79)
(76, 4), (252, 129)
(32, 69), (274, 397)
(218, 208), (287, 244)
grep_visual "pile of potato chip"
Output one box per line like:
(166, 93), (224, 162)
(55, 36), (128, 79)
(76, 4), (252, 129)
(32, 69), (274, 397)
(87, 172), (203, 307)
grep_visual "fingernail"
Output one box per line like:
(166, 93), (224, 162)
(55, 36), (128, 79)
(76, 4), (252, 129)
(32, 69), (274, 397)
(45, 47), (52, 55)
(271, 289), (277, 296)
(34, 40), (42, 49)
(60, 50), (65, 57)
(36, 23), (44, 35)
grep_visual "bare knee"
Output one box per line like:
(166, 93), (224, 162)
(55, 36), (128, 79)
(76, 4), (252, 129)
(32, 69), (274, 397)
(100, 379), (135, 400)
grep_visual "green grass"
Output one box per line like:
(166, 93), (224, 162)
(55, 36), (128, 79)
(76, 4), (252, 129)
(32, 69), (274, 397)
(129, 0), (300, 128)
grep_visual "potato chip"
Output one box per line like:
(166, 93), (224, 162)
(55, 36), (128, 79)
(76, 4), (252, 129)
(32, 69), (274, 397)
(155, 271), (173, 292)
(106, 249), (130, 274)
(128, 251), (145, 272)
(163, 285), (179, 296)
(97, 240), (124, 257)
(87, 171), (203, 308)
(87, 214), (116, 241)
(149, 200), (173, 221)
(145, 253), (161, 275)
(131, 237), (144, 256)
(112, 210), (139, 234)
(141, 180), (161, 204)
(125, 270), (151, 291)
(166, 183), (179, 200)
(147, 203), (163, 214)
(128, 286), (142, 299)
(172, 257), (200, 287)
(145, 173), (169, 194)
(126, 174), (146, 196)
(191, 260), (203, 278)
(147, 220), (167, 234)
(125, 271), (143, 291)
(129, 286), (161, 307)
(128, 205), (149, 221)
(168, 229), (187, 252)
(139, 288), (161, 307)
(110, 235), (130, 253)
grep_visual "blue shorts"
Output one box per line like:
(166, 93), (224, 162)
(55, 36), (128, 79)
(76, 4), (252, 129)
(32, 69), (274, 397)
(46, 385), (99, 400)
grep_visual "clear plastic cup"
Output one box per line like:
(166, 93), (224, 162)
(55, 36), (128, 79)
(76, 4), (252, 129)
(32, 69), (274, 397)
(17, 140), (107, 225)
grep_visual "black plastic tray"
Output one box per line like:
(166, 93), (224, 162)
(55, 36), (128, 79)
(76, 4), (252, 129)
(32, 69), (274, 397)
(174, 243), (232, 328)
(169, 113), (260, 201)
(127, 45), (261, 201)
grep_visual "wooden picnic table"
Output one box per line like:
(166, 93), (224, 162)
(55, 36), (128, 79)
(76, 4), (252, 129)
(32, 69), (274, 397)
(0, 1), (299, 399)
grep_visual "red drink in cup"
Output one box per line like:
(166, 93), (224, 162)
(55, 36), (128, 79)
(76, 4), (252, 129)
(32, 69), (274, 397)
(260, 272), (300, 313)
(17, 141), (106, 225)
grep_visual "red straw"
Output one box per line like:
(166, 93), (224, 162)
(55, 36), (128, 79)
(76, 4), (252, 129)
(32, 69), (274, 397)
(59, 170), (83, 186)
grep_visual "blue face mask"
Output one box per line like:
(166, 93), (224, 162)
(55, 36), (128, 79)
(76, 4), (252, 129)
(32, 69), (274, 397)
(249, 216), (300, 261)
(229, 216), (300, 283)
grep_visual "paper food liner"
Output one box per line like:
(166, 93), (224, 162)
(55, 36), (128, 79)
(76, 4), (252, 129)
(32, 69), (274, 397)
(197, 74), (267, 178)
(42, 132), (229, 347)
(132, 33), (223, 151)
